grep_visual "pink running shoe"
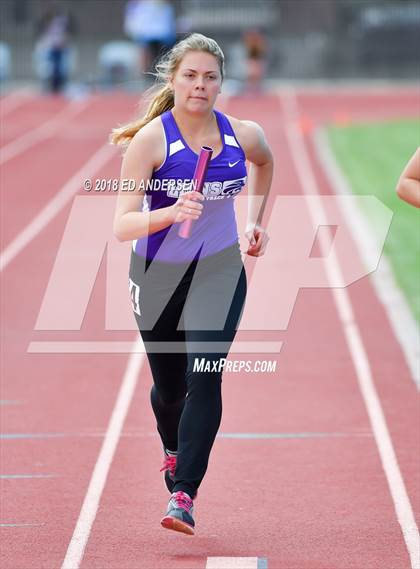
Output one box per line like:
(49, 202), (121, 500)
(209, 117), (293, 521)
(160, 491), (195, 535)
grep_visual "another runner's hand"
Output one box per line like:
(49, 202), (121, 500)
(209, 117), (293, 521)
(170, 191), (205, 224)
(245, 223), (269, 257)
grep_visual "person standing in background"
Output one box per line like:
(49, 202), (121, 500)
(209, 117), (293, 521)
(124, 0), (176, 76)
(35, 2), (76, 93)
(243, 28), (267, 94)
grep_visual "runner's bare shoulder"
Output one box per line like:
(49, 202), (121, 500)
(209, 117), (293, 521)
(224, 114), (270, 162)
(126, 115), (166, 171)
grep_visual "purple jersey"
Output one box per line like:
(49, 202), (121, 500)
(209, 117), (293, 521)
(133, 109), (247, 262)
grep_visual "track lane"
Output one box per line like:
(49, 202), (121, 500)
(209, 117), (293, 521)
(0, 95), (74, 146)
(1, 93), (141, 568)
(79, 93), (415, 568)
(1, 91), (418, 569)
(0, 94), (141, 252)
(298, 93), (419, 532)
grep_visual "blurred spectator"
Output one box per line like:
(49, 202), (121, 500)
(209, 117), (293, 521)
(0, 43), (12, 83)
(396, 148), (420, 208)
(124, 0), (176, 75)
(243, 28), (267, 93)
(35, 2), (76, 93)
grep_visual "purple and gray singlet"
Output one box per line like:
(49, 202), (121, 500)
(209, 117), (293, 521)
(133, 109), (247, 263)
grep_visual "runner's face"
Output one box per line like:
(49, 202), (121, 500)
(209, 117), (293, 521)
(171, 51), (222, 112)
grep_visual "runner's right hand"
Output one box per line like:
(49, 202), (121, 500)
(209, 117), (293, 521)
(169, 191), (205, 224)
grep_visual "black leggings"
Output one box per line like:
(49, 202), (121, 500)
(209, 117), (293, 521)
(129, 243), (247, 498)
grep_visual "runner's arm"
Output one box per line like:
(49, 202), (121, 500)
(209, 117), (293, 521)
(113, 127), (175, 241)
(240, 120), (273, 229)
(396, 147), (420, 208)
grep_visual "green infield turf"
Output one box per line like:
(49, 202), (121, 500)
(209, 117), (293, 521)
(327, 119), (419, 323)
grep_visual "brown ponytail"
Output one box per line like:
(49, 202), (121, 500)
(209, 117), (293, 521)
(110, 84), (174, 146)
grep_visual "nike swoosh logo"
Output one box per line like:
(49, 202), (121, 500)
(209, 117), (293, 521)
(229, 160), (240, 168)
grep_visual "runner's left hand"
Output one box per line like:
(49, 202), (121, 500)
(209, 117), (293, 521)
(244, 223), (269, 257)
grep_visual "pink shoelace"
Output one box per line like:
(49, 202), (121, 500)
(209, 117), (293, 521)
(171, 491), (193, 511)
(160, 455), (177, 477)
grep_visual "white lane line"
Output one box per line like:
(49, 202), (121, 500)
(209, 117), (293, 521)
(279, 89), (420, 569)
(0, 143), (116, 271)
(313, 127), (419, 388)
(217, 432), (370, 439)
(273, 81), (419, 96)
(0, 523), (45, 527)
(0, 88), (34, 117)
(0, 474), (55, 479)
(0, 99), (89, 165)
(206, 558), (259, 569)
(0, 430), (372, 440)
(61, 336), (144, 569)
(27, 341), (283, 354)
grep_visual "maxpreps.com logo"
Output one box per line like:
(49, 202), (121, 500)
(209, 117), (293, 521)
(138, 177), (247, 200)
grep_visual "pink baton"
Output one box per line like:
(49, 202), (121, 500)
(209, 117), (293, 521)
(178, 146), (213, 239)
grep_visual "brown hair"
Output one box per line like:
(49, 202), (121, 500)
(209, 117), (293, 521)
(110, 33), (225, 147)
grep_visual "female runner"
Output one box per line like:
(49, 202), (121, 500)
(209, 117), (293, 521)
(111, 33), (273, 535)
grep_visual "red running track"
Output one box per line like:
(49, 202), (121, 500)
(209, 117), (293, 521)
(0, 88), (418, 569)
